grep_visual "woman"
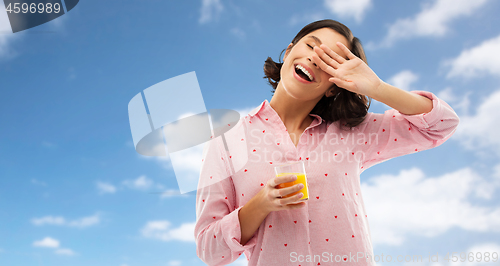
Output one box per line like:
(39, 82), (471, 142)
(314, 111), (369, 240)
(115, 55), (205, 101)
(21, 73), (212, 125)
(194, 19), (460, 266)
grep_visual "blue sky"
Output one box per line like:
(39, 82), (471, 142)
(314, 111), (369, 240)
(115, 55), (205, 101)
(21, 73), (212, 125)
(1, 0), (500, 265)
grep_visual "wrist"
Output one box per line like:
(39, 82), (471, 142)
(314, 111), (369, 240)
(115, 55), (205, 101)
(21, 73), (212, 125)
(370, 79), (384, 100)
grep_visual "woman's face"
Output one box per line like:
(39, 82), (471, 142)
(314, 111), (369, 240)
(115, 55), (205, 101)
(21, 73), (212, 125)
(281, 27), (351, 101)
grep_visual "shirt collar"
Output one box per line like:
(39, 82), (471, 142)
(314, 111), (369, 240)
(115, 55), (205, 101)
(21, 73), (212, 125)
(248, 99), (323, 126)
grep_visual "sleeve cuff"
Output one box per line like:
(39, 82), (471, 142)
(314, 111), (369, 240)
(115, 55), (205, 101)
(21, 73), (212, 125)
(220, 206), (258, 252)
(396, 90), (442, 129)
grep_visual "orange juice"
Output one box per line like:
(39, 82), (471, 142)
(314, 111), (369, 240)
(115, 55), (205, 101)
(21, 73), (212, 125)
(275, 172), (309, 201)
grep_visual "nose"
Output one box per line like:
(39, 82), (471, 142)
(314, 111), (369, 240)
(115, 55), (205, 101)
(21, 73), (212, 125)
(308, 57), (318, 68)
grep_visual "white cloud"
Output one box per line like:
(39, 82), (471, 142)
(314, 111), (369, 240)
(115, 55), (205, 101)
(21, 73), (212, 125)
(141, 220), (196, 242)
(199, 0), (224, 24)
(31, 213), (100, 228)
(436, 87), (472, 115)
(373, 0), (490, 48)
(452, 89), (500, 157)
(324, 0), (373, 24)
(122, 175), (153, 190)
(54, 248), (76, 256)
(160, 189), (189, 199)
(289, 12), (325, 27)
(67, 214), (100, 228)
(31, 178), (47, 186)
(96, 181), (117, 194)
(230, 257), (249, 266)
(230, 27), (245, 40)
(168, 260), (182, 266)
(363, 167), (500, 246)
(386, 70), (419, 91)
(443, 34), (500, 79)
(33, 237), (60, 248)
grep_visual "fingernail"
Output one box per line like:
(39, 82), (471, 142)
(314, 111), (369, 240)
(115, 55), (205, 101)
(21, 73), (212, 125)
(298, 183), (304, 189)
(297, 193), (303, 197)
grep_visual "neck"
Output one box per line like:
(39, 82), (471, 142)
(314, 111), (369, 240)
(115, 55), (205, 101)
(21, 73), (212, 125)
(269, 80), (319, 132)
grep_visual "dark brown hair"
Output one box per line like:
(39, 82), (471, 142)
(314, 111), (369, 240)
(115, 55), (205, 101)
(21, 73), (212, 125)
(263, 19), (371, 130)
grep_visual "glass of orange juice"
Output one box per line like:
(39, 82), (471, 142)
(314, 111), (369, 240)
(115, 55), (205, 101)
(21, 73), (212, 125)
(274, 161), (309, 202)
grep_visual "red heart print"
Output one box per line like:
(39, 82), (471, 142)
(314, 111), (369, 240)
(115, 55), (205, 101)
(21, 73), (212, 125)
(213, 216), (216, 219)
(355, 214), (357, 217)
(253, 149), (256, 152)
(225, 197), (227, 199)
(269, 225), (272, 228)
(415, 148), (418, 151)
(294, 221), (297, 224)
(351, 152), (354, 155)
(214, 235), (216, 238)
(269, 162), (273, 164)
(310, 133), (312, 136)
(441, 119), (443, 122)
(299, 157), (301, 160)
(324, 173), (328, 176)
(352, 235), (355, 238)
(210, 176), (212, 179)
(202, 199), (205, 202)
(335, 216), (337, 218)
(316, 196), (319, 199)
(277, 143), (280, 145)
(265, 118), (268, 121)
(306, 157), (309, 160)
(309, 220), (311, 223)
(393, 115), (395, 117)
(249, 120), (252, 123)
(242, 194), (244, 196)
(345, 173), (347, 175)
(326, 239), (329, 242)
(409, 127), (411, 130)
(394, 138), (397, 141)
(260, 183), (264, 186)
(373, 119), (376, 122)
(262, 130), (265, 133)
(244, 169), (248, 172)
(342, 193), (344, 196)
(241, 138), (244, 141)
(377, 151), (380, 154)
(284, 244), (287, 247)
(382, 128), (385, 132)
(229, 156), (232, 158)
(227, 124), (230, 126)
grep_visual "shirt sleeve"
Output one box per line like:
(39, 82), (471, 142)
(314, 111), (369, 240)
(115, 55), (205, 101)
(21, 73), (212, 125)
(194, 136), (259, 266)
(358, 90), (460, 172)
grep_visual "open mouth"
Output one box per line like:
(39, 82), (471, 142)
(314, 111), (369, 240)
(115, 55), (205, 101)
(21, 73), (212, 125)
(294, 64), (313, 82)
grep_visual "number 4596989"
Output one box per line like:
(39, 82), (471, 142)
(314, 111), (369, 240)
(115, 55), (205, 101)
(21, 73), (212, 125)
(443, 252), (498, 262)
(6, 2), (61, 14)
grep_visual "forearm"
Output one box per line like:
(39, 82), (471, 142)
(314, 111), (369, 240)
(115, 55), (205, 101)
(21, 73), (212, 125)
(238, 196), (269, 245)
(371, 81), (433, 115)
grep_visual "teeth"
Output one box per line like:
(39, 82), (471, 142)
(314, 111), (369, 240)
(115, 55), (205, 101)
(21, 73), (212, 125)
(296, 64), (313, 81)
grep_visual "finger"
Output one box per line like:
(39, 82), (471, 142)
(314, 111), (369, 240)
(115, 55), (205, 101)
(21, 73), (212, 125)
(311, 54), (337, 77)
(330, 77), (354, 90)
(313, 46), (341, 69)
(318, 44), (347, 65)
(281, 192), (304, 205)
(336, 42), (357, 60)
(286, 202), (306, 209)
(277, 183), (303, 198)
